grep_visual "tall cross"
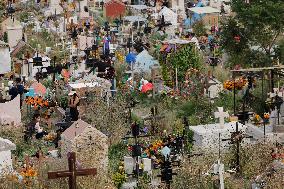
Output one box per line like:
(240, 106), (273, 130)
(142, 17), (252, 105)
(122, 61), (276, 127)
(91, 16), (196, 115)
(48, 152), (97, 189)
(144, 106), (164, 134)
(214, 107), (229, 129)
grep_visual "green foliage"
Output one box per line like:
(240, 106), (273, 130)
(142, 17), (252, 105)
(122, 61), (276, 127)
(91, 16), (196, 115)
(112, 172), (126, 188)
(108, 142), (128, 172)
(59, 95), (68, 109)
(177, 98), (214, 125)
(167, 45), (202, 83)
(192, 21), (207, 37)
(214, 91), (242, 114)
(221, 0), (284, 67)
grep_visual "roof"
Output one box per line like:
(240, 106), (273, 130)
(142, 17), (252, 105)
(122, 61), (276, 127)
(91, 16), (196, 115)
(62, 119), (107, 141)
(123, 16), (147, 22)
(0, 138), (16, 151)
(128, 5), (151, 10)
(68, 82), (101, 89)
(1, 17), (22, 29)
(188, 6), (221, 14)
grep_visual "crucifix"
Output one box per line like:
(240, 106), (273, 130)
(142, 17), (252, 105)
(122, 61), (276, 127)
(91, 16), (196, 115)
(214, 107), (229, 129)
(221, 121), (252, 173)
(48, 152), (97, 189)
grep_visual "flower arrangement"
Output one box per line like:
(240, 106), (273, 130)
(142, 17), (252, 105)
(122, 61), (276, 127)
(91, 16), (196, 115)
(143, 140), (164, 158)
(263, 113), (270, 123)
(112, 161), (126, 188)
(252, 113), (261, 124)
(264, 113), (270, 119)
(25, 96), (49, 109)
(20, 167), (37, 178)
(223, 77), (248, 91)
(43, 132), (56, 142)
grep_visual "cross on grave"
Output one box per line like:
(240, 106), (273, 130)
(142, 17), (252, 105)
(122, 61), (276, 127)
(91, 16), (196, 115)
(48, 152), (97, 189)
(221, 122), (253, 173)
(214, 107), (229, 129)
(144, 106), (165, 134)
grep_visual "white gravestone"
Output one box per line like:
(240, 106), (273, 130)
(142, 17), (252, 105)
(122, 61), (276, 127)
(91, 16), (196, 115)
(0, 95), (21, 126)
(142, 158), (152, 173)
(0, 137), (16, 174)
(214, 107), (229, 129)
(0, 41), (11, 74)
(124, 156), (135, 175)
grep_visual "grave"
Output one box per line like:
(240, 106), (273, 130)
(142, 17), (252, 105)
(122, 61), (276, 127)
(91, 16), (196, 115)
(0, 95), (21, 126)
(189, 107), (248, 150)
(0, 41), (11, 75)
(1, 17), (23, 48)
(0, 137), (16, 174)
(60, 119), (108, 171)
(189, 121), (248, 150)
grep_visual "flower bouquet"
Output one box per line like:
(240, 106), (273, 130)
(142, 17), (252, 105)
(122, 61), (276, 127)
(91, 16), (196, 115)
(252, 113), (261, 125)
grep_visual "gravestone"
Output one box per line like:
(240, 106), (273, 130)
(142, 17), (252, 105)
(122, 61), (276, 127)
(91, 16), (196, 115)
(124, 156), (135, 175)
(0, 137), (16, 174)
(60, 120), (108, 172)
(0, 95), (21, 126)
(0, 41), (11, 74)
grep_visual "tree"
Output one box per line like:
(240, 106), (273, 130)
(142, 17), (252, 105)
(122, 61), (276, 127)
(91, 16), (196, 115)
(192, 21), (207, 37)
(221, 0), (284, 67)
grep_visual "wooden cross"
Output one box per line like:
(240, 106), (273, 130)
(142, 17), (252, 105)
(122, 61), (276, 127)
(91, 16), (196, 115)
(144, 106), (164, 134)
(48, 152), (97, 189)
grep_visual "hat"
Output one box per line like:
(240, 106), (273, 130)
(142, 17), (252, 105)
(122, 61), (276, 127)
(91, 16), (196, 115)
(68, 91), (76, 96)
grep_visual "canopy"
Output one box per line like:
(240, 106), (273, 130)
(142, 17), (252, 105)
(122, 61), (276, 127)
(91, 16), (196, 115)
(159, 7), (177, 26)
(68, 82), (100, 89)
(163, 38), (195, 44)
(188, 6), (220, 14)
(123, 16), (147, 22)
(128, 5), (150, 10)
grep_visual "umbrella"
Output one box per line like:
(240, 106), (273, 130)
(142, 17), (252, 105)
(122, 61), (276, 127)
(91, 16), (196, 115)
(126, 53), (137, 64)
(31, 82), (47, 96)
(61, 69), (70, 78)
(141, 83), (153, 93)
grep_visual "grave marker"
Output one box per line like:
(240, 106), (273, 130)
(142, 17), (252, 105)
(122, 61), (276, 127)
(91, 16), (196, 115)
(214, 107), (229, 129)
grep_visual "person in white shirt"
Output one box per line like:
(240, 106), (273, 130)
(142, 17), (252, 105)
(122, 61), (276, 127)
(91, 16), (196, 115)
(34, 114), (48, 139)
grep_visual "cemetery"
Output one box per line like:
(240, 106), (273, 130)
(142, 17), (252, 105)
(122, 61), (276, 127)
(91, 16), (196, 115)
(0, 0), (283, 189)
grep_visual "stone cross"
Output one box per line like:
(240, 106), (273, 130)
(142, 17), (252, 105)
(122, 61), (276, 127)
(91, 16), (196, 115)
(214, 107), (229, 129)
(48, 152), (97, 189)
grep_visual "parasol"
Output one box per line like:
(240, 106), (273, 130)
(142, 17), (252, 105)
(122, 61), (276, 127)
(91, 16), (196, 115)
(61, 69), (70, 78)
(126, 53), (137, 64)
(141, 83), (153, 93)
(31, 82), (47, 96)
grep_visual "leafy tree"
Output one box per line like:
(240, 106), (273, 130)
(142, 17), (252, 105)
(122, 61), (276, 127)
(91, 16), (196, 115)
(192, 21), (207, 37)
(166, 45), (202, 85)
(221, 0), (284, 67)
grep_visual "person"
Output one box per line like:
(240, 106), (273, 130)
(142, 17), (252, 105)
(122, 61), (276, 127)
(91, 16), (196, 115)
(8, 81), (18, 100)
(15, 78), (26, 107)
(34, 114), (48, 139)
(68, 91), (80, 121)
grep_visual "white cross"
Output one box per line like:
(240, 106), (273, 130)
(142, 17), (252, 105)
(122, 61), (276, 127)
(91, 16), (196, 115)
(214, 107), (229, 129)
